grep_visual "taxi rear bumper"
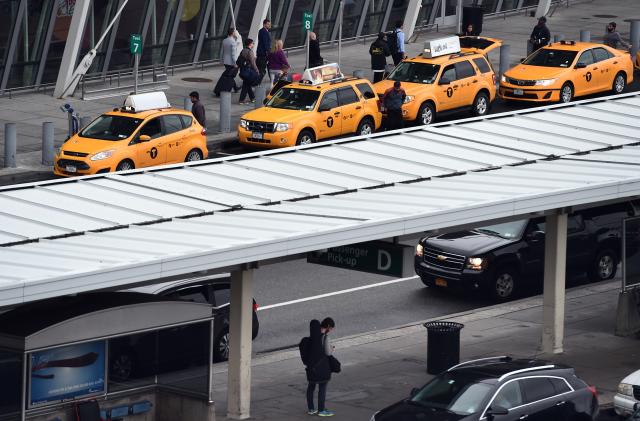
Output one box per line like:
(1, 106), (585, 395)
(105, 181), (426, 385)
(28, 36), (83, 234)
(498, 85), (560, 102)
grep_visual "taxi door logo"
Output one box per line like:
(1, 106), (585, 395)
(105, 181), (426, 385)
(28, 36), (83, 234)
(446, 87), (454, 97)
(150, 147), (158, 159)
(585, 72), (592, 82)
(326, 117), (334, 128)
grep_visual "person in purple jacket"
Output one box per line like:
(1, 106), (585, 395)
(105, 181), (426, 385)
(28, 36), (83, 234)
(267, 39), (290, 87)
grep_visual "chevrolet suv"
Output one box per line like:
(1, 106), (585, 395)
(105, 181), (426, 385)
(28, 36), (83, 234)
(415, 201), (640, 301)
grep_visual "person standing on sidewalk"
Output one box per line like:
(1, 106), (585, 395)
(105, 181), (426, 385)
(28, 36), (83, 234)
(369, 32), (391, 83)
(257, 19), (272, 83)
(603, 22), (630, 50)
(382, 81), (406, 131)
(267, 39), (290, 87)
(305, 319), (334, 417)
(309, 32), (324, 68)
(392, 21), (406, 66)
(530, 16), (551, 52)
(189, 91), (206, 128)
(238, 39), (259, 104)
(217, 27), (240, 94)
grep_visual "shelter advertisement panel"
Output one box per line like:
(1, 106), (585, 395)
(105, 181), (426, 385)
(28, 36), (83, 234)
(29, 341), (106, 407)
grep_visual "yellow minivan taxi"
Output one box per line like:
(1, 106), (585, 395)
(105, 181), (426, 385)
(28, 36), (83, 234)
(499, 41), (634, 103)
(238, 63), (382, 148)
(374, 36), (500, 125)
(54, 92), (208, 177)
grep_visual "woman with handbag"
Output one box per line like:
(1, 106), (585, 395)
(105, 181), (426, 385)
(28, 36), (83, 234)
(237, 39), (259, 104)
(305, 319), (336, 417)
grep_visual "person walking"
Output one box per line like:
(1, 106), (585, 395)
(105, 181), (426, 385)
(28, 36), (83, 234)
(304, 319), (335, 417)
(392, 21), (406, 66)
(530, 16), (551, 52)
(267, 39), (290, 86)
(238, 39), (259, 104)
(369, 32), (391, 83)
(217, 27), (240, 94)
(603, 22), (630, 50)
(257, 19), (272, 82)
(309, 32), (324, 68)
(383, 81), (406, 131)
(189, 91), (206, 128)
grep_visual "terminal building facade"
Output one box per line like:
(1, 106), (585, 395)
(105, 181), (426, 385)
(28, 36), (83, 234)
(0, 0), (552, 94)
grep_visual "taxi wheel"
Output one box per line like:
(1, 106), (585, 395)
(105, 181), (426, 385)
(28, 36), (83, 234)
(357, 118), (374, 136)
(185, 148), (203, 162)
(612, 72), (626, 94)
(116, 159), (135, 172)
(559, 83), (573, 103)
(471, 92), (490, 117)
(417, 102), (435, 126)
(296, 130), (315, 146)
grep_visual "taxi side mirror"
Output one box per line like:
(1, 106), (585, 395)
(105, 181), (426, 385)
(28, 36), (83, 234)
(575, 62), (587, 69)
(439, 77), (450, 85)
(139, 134), (151, 142)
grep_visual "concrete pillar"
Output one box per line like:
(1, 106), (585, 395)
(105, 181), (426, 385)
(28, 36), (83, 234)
(499, 44), (511, 85)
(353, 70), (365, 79)
(184, 97), (193, 112)
(53, 0), (91, 98)
(41, 122), (55, 166)
(542, 212), (568, 354)
(403, 0), (422, 42)
(553, 34), (564, 43)
(219, 92), (231, 133)
(249, 0), (270, 53)
(227, 269), (254, 420)
(579, 30), (590, 43)
(254, 85), (266, 109)
(4, 123), (16, 168)
(631, 20), (640, 66)
(535, 0), (551, 19)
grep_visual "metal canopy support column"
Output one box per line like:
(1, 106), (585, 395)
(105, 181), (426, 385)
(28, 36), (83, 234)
(280, 0), (296, 46)
(355, 0), (372, 38)
(193, 0), (215, 62)
(53, 0), (91, 97)
(250, 0), (271, 54)
(35, 0), (59, 86)
(535, 0), (551, 18)
(403, 0), (422, 42)
(542, 211), (568, 354)
(380, 0), (394, 33)
(227, 268), (254, 420)
(101, 0), (127, 76)
(1, 0), (27, 93)
(163, 0), (186, 68)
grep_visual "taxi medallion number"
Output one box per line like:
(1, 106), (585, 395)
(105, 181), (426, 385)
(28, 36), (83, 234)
(253, 132), (263, 140)
(435, 277), (448, 287)
(513, 89), (524, 96)
(65, 165), (77, 173)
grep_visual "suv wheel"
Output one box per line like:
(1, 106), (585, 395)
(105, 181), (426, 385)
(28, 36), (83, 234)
(296, 130), (315, 146)
(416, 102), (435, 126)
(588, 249), (618, 281)
(559, 83), (573, 103)
(214, 328), (230, 361)
(471, 92), (489, 117)
(357, 118), (374, 136)
(612, 72), (626, 95)
(490, 267), (518, 302)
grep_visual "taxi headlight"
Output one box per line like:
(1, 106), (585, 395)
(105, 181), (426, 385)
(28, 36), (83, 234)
(618, 383), (633, 396)
(501, 75), (507, 83)
(90, 150), (115, 161)
(467, 257), (485, 270)
(403, 95), (414, 104)
(239, 119), (248, 129)
(275, 123), (290, 132)
(534, 78), (556, 86)
(416, 243), (424, 257)
(55, 147), (62, 156)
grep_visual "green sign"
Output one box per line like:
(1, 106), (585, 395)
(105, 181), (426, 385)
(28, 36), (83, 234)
(307, 241), (410, 277)
(302, 11), (313, 31)
(129, 34), (142, 55)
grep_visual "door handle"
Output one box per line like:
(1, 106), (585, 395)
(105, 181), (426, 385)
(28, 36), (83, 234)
(593, 67), (598, 70)
(519, 415), (528, 420)
(614, 61), (618, 64)
(355, 106), (362, 110)
(334, 112), (340, 116)
(472, 79), (478, 83)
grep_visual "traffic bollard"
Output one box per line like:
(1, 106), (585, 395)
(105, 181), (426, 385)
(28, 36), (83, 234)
(219, 91), (231, 133)
(580, 30), (590, 43)
(4, 123), (16, 168)
(353, 70), (364, 79)
(254, 85), (266, 109)
(184, 97), (192, 112)
(631, 20), (640, 65)
(42, 122), (54, 166)
(80, 116), (92, 131)
(499, 44), (511, 85)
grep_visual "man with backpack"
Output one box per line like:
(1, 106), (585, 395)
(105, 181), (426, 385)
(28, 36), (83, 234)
(237, 39), (259, 104)
(369, 32), (391, 83)
(382, 81), (407, 130)
(300, 318), (337, 417)
(389, 20), (406, 66)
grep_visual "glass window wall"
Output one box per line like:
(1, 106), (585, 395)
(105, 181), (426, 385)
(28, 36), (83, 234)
(284, 0), (314, 47)
(385, 0), (409, 31)
(107, 0), (153, 71)
(340, 0), (366, 39)
(170, 0), (210, 64)
(313, 0), (340, 42)
(268, 0), (292, 41)
(0, 0), (21, 82)
(199, 0), (237, 62)
(361, 0), (391, 36)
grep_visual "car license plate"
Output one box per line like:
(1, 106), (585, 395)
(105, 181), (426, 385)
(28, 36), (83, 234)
(252, 132), (263, 140)
(65, 165), (77, 173)
(513, 89), (524, 96)
(435, 278), (448, 287)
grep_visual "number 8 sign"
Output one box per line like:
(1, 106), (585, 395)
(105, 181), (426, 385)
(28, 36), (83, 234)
(302, 11), (313, 32)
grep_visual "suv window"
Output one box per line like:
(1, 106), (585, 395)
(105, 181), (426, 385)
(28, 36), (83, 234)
(567, 214), (584, 234)
(441, 65), (456, 82)
(163, 115), (184, 135)
(550, 377), (572, 394)
(454, 60), (476, 79)
(577, 50), (595, 66)
(492, 380), (524, 410)
(473, 57), (491, 73)
(213, 287), (230, 308)
(593, 48), (612, 62)
(180, 115), (193, 127)
(319, 90), (339, 110)
(338, 87), (359, 105)
(139, 118), (163, 139)
(168, 285), (209, 304)
(521, 377), (557, 403)
(356, 82), (375, 99)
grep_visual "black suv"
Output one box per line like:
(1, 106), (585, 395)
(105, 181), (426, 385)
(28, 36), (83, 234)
(110, 275), (259, 380)
(372, 357), (599, 421)
(415, 201), (640, 301)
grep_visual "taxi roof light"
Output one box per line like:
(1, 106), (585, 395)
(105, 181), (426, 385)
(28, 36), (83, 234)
(560, 40), (576, 45)
(300, 63), (344, 85)
(122, 92), (171, 113)
(423, 36), (460, 58)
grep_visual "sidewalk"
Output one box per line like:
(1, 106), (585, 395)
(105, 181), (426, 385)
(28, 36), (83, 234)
(211, 279), (638, 420)
(0, 0), (638, 184)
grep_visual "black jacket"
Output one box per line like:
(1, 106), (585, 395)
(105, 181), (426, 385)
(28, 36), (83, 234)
(305, 319), (331, 383)
(191, 101), (206, 128)
(369, 39), (391, 71)
(309, 39), (323, 68)
(530, 24), (550, 46)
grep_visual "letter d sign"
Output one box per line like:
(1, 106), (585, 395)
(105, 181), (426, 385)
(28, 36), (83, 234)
(378, 249), (392, 271)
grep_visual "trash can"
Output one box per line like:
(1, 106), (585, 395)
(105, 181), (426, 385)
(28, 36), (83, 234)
(424, 321), (464, 375)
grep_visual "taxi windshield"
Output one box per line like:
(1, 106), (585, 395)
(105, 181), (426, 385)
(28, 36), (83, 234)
(266, 88), (320, 111)
(523, 49), (577, 68)
(79, 115), (143, 141)
(388, 62), (440, 84)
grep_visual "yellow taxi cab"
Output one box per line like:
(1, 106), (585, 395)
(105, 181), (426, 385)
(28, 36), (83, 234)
(499, 40), (634, 103)
(238, 63), (382, 148)
(374, 36), (500, 125)
(54, 92), (208, 177)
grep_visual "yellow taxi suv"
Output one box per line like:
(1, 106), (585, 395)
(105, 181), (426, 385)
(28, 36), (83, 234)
(374, 36), (500, 125)
(238, 63), (382, 148)
(499, 40), (634, 103)
(54, 92), (208, 177)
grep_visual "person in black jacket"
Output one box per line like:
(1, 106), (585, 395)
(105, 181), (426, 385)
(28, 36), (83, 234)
(189, 91), (206, 128)
(305, 319), (332, 416)
(530, 16), (551, 52)
(369, 32), (391, 83)
(309, 32), (324, 68)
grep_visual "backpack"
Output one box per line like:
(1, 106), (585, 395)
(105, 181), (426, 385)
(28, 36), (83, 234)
(299, 336), (311, 366)
(387, 30), (399, 55)
(236, 51), (249, 68)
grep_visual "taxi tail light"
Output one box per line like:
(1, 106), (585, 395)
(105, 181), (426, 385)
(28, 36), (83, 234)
(587, 385), (597, 397)
(253, 301), (259, 312)
(492, 74), (496, 85)
(201, 128), (207, 136)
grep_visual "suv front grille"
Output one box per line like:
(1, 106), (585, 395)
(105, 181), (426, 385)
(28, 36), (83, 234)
(56, 159), (90, 170)
(424, 248), (466, 272)
(505, 77), (537, 87)
(247, 121), (275, 133)
(633, 385), (640, 400)
(64, 151), (89, 157)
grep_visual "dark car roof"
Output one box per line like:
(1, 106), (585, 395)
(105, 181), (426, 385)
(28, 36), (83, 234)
(454, 358), (572, 381)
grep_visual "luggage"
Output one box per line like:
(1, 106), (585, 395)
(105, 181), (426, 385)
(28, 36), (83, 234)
(213, 67), (238, 96)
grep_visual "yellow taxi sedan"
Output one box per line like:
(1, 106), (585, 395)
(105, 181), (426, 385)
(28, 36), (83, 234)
(499, 41), (634, 103)
(54, 92), (208, 177)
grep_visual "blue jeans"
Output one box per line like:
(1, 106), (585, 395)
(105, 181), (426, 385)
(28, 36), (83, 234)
(307, 381), (328, 411)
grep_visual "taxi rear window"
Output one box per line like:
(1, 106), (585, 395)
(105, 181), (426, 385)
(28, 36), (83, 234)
(79, 115), (143, 141)
(266, 88), (320, 111)
(523, 49), (577, 68)
(473, 57), (491, 73)
(388, 62), (440, 84)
